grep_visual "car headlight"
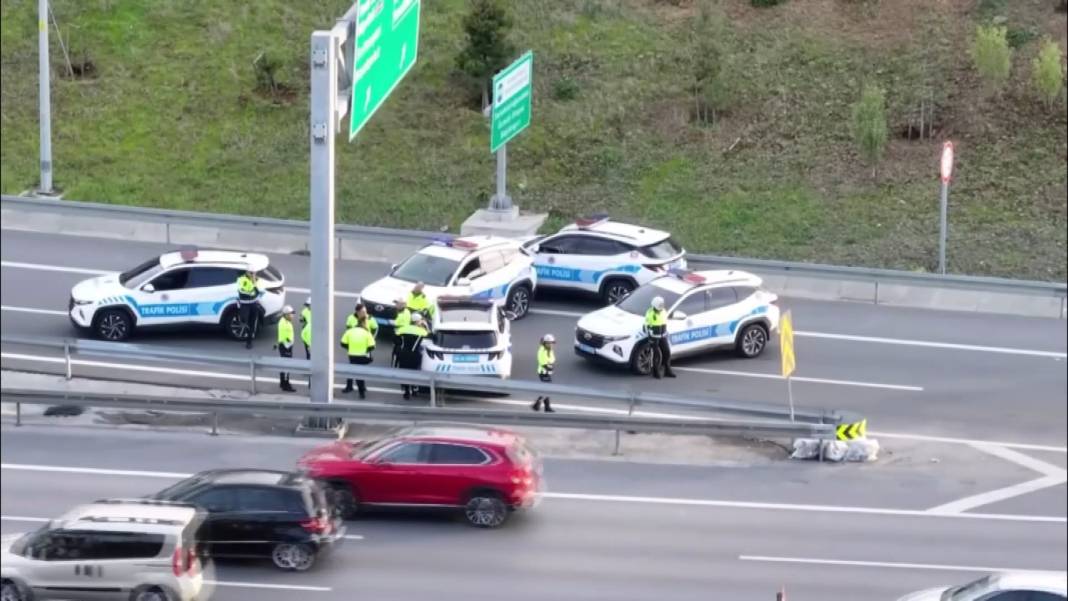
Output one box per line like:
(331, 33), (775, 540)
(73, 299), (93, 306)
(602, 334), (630, 342)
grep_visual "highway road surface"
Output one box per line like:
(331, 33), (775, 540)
(3, 229), (1066, 446)
(2, 425), (1065, 601)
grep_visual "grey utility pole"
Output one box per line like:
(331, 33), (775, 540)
(37, 0), (54, 194)
(488, 144), (512, 213)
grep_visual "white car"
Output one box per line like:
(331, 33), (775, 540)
(1, 498), (213, 601)
(524, 215), (687, 304)
(68, 248), (286, 341)
(360, 235), (537, 324)
(422, 298), (513, 379)
(896, 571), (1067, 601)
(574, 270), (780, 375)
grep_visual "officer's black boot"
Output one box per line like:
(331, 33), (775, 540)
(342, 379), (354, 394)
(544, 397), (554, 413)
(403, 386), (411, 400)
(531, 397), (542, 411)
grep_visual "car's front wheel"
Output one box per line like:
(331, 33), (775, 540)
(129, 585), (172, 601)
(271, 543), (317, 571)
(464, 492), (509, 528)
(221, 307), (251, 340)
(735, 322), (769, 358)
(1, 580), (29, 601)
(629, 340), (655, 376)
(93, 308), (133, 341)
(601, 278), (635, 305)
(505, 284), (532, 320)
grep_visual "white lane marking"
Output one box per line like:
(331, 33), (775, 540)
(796, 330), (1068, 359)
(927, 444), (1068, 515)
(207, 581), (332, 592)
(673, 366), (922, 391)
(0, 305), (68, 316)
(870, 431), (1067, 454)
(1, 515), (49, 523)
(343, 534), (364, 541)
(737, 555), (1067, 575)
(4, 463), (1064, 523)
(543, 492), (1066, 523)
(4, 260), (1064, 359)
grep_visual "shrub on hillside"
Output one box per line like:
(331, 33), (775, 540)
(852, 84), (888, 179)
(971, 24), (1013, 97)
(1032, 38), (1066, 111)
(455, 0), (516, 109)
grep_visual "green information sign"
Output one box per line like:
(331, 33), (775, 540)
(490, 51), (533, 153)
(349, 0), (421, 140)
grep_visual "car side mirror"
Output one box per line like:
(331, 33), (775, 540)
(670, 311), (687, 320)
(142, 283), (156, 293)
(529, 243), (541, 254)
(456, 277), (472, 288)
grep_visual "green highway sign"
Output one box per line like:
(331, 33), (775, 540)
(490, 51), (533, 153)
(349, 0), (421, 140)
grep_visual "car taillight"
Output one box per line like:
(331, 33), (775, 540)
(510, 468), (534, 487)
(171, 546), (198, 577)
(301, 514), (332, 535)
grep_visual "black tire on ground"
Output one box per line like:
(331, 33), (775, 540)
(1, 580), (30, 601)
(463, 491), (509, 528)
(629, 340), (655, 376)
(221, 306), (248, 340)
(735, 322), (769, 358)
(92, 308), (133, 341)
(601, 278), (636, 305)
(270, 543), (317, 571)
(505, 284), (532, 320)
(129, 585), (173, 601)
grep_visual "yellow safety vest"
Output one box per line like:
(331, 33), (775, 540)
(394, 308), (411, 329)
(346, 314), (378, 338)
(406, 293), (433, 318)
(537, 346), (555, 375)
(340, 326), (375, 356)
(301, 320), (311, 347)
(395, 324), (428, 338)
(277, 318), (294, 346)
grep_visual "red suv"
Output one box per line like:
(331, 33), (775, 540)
(297, 424), (542, 528)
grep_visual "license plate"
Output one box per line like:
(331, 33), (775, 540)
(577, 343), (596, 355)
(452, 354), (480, 363)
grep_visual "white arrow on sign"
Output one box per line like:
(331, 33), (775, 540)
(365, 87), (372, 110)
(399, 43), (406, 68)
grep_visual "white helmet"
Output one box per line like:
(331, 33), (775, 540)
(652, 296), (665, 310)
(542, 333), (556, 343)
(304, 297), (312, 305)
(282, 305), (294, 315)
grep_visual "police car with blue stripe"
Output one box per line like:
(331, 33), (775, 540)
(68, 248), (286, 341)
(421, 297), (514, 380)
(360, 235), (537, 325)
(523, 215), (688, 304)
(574, 270), (780, 375)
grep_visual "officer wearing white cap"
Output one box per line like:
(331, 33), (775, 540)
(644, 296), (675, 379)
(531, 333), (556, 412)
(394, 312), (429, 400)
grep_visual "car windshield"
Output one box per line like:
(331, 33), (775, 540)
(434, 330), (497, 349)
(639, 237), (683, 260)
(119, 257), (162, 287)
(351, 428), (406, 460)
(391, 253), (460, 287)
(616, 281), (683, 315)
(942, 576), (993, 601)
(9, 523), (51, 557)
(256, 264), (283, 283)
(152, 475), (205, 500)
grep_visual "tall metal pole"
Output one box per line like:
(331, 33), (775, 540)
(309, 31), (336, 406)
(938, 181), (948, 275)
(490, 143), (511, 212)
(37, 0), (54, 194)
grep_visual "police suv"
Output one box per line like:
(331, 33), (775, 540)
(360, 236), (537, 325)
(68, 248), (286, 341)
(574, 270), (780, 375)
(524, 215), (688, 304)
(422, 298), (514, 379)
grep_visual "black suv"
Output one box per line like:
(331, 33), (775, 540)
(147, 469), (344, 571)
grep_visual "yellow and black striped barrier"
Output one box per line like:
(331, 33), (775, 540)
(836, 418), (867, 441)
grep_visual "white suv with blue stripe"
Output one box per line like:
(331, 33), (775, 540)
(422, 298), (513, 379)
(524, 216), (687, 304)
(360, 236), (537, 325)
(574, 270), (780, 375)
(68, 248), (286, 341)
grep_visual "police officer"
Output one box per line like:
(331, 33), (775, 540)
(644, 296), (676, 379)
(393, 297), (411, 330)
(300, 297), (312, 360)
(340, 316), (376, 399)
(394, 312), (428, 400)
(347, 302), (379, 341)
(531, 334), (556, 412)
(406, 282), (434, 322)
(274, 305), (296, 392)
(235, 268), (262, 349)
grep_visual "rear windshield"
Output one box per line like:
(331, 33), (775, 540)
(119, 257), (162, 287)
(639, 237), (683, 260)
(433, 330), (497, 349)
(257, 265), (283, 282)
(392, 253), (459, 287)
(152, 476), (205, 501)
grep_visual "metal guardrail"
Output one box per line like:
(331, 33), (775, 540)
(1, 388), (835, 439)
(3, 194), (1065, 296)
(0, 334), (843, 426)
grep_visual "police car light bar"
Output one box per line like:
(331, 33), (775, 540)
(451, 238), (480, 250)
(668, 268), (706, 284)
(178, 246), (199, 262)
(575, 213), (610, 228)
(430, 235), (456, 247)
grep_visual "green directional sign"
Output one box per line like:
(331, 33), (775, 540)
(349, 0), (421, 140)
(490, 51), (533, 153)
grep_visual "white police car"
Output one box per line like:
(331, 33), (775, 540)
(524, 215), (687, 304)
(360, 235), (537, 325)
(68, 248), (286, 341)
(422, 298), (513, 379)
(574, 270), (780, 375)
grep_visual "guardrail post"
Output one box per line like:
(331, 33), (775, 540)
(15, 402), (21, 427)
(249, 359), (257, 395)
(63, 342), (72, 380)
(429, 376), (437, 408)
(210, 412), (218, 436)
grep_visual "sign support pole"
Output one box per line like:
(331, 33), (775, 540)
(786, 375), (795, 423)
(490, 144), (511, 212)
(37, 0), (54, 194)
(938, 180), (948, 275)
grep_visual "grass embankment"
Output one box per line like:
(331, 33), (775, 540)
(1, 0), (1065, 279)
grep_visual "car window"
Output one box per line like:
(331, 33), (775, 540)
(672, 292), (707, 317)
(85, 532), (165, 560)
(1024, 593), (1067, 601)
(149, 268), (191, 292)
(616, 281), (683, 315)
(233, 487), (305, 513)
(979, 593), (1031, 601)
(428, 443), (489, 465)
(27, 530), (96, 561)
(376, 442), (429, 464)
(638, 237), (683, 260)
(733, 286), (757, 302)
(499, 248), (518, 263)
(433, 330), (497, 349)
(457, 258), (482, 280)
(705, 287), (738, 310)
(189, 487), (240, 512)
(120, 257), (163, 287)
(257, 264), (283, 282)
(537, 235), (582, 254)
(392, 253), (460, 287)
(186, 267), (243, 288)
(478, 251), (506, 274)
(571, 237), (628, 256)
